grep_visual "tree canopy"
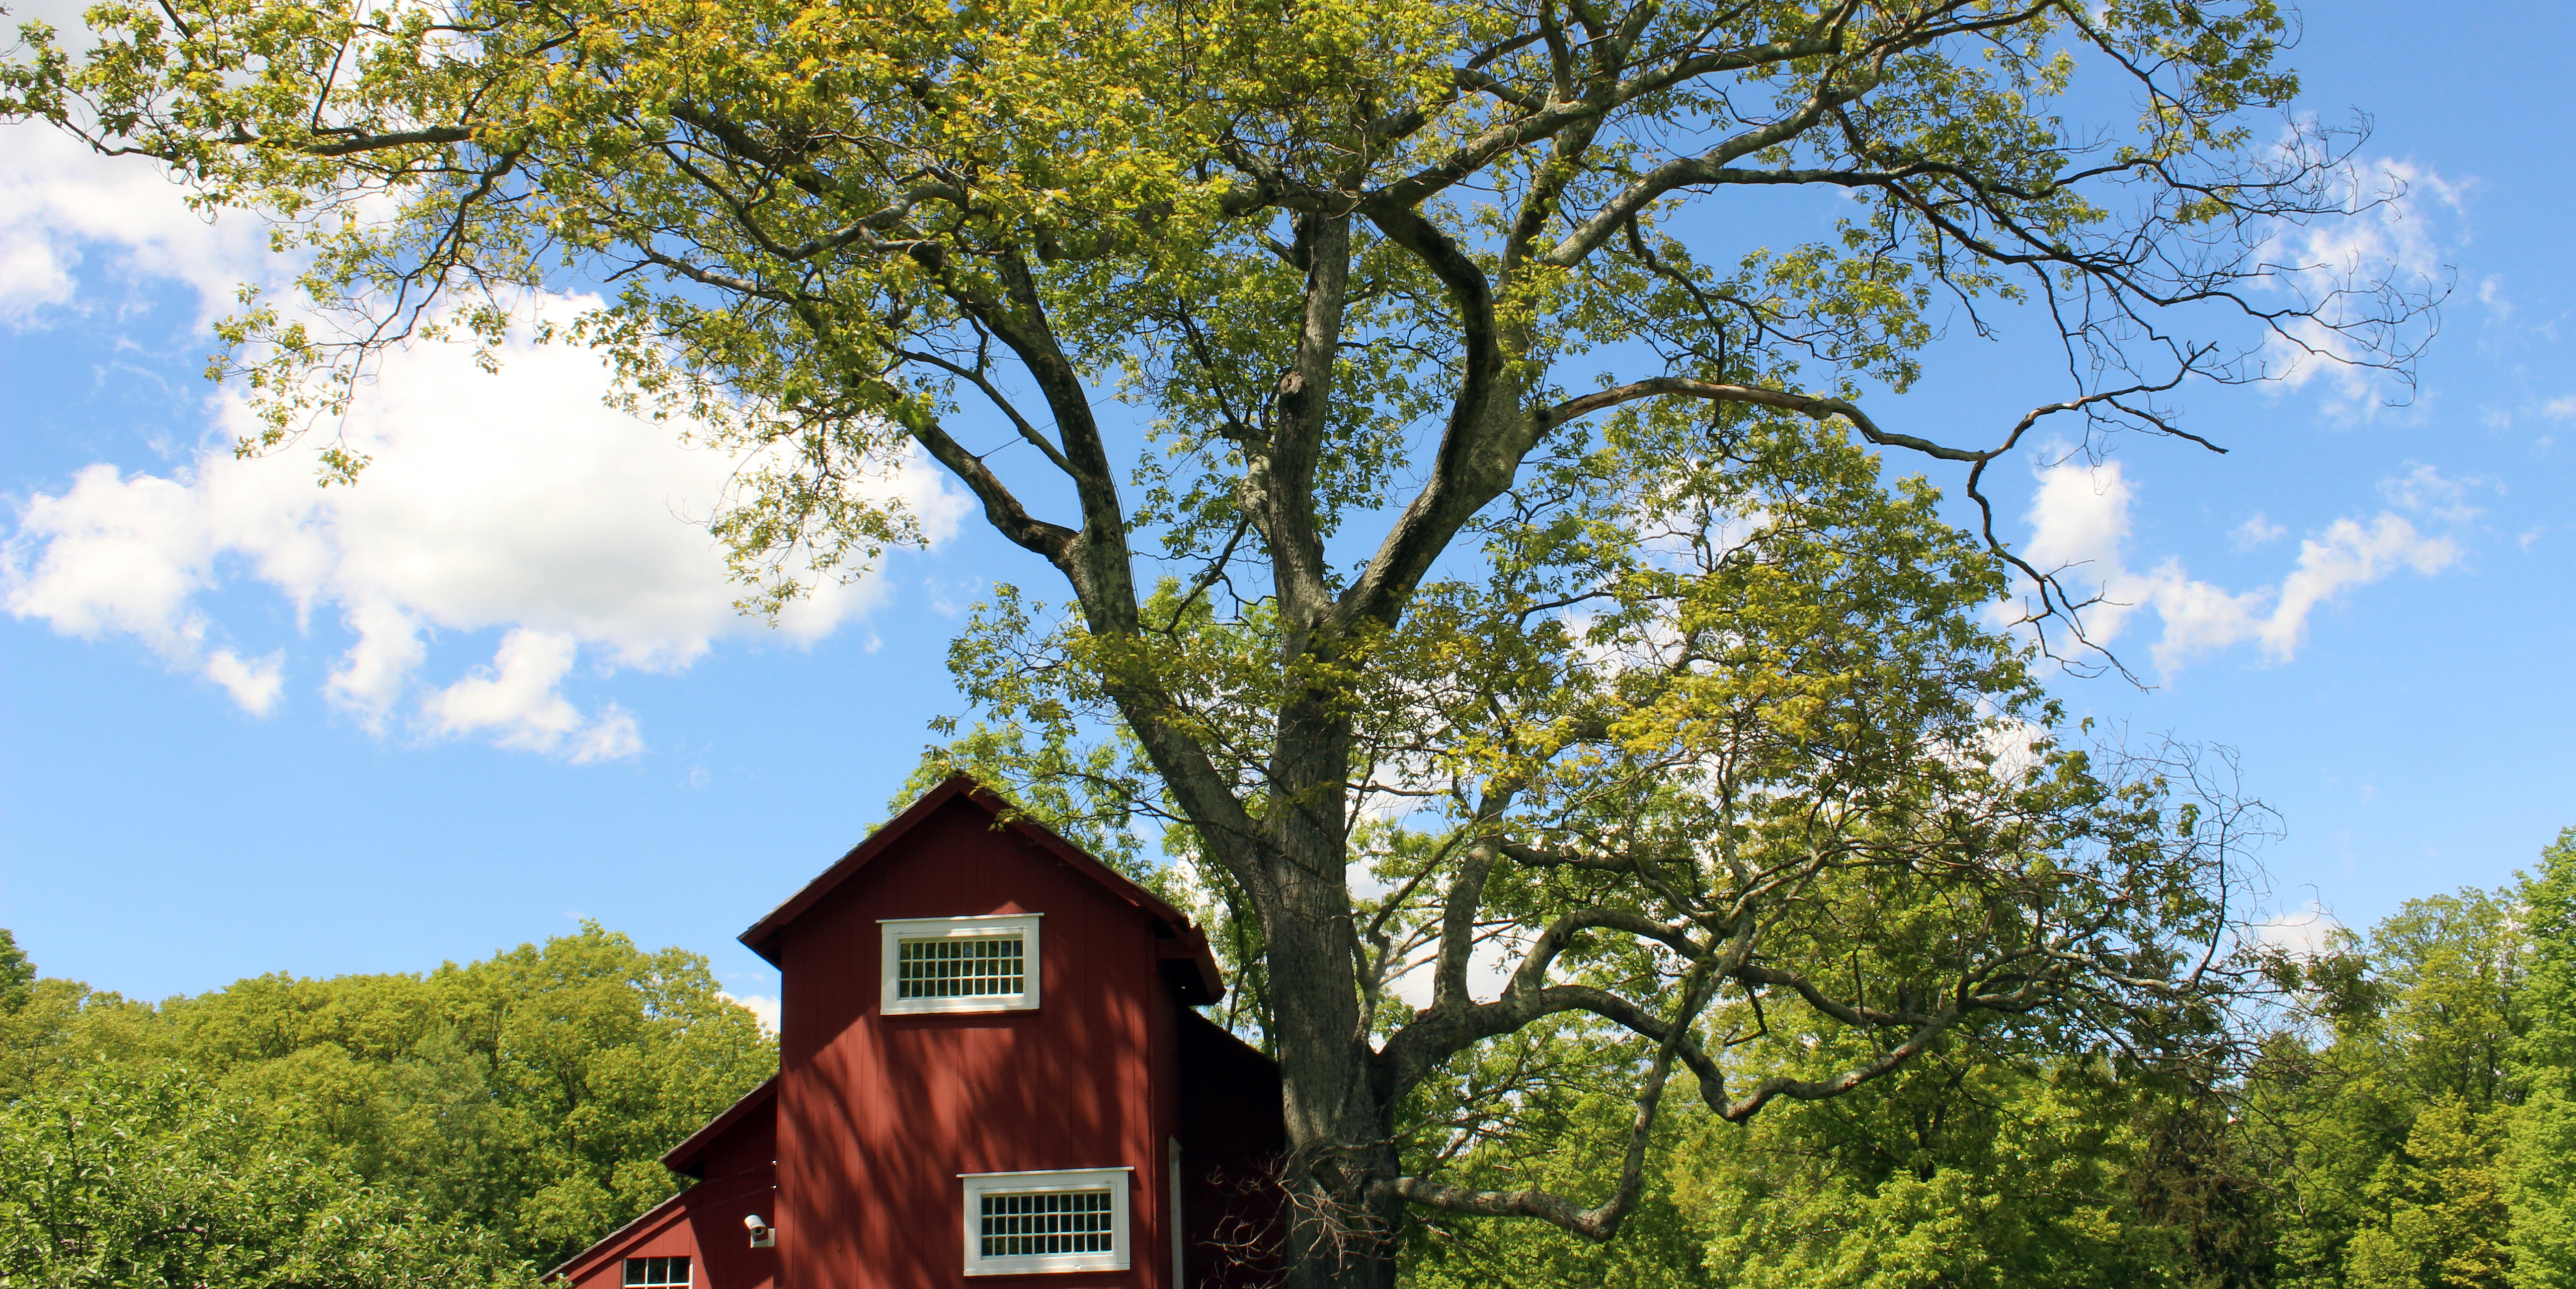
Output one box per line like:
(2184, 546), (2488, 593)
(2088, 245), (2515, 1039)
(0, 925), (776, 1274)
(1395, 831), (2576, 1289)
(2, 0), (2434, 1283)
(0, 1063), (534, 1289)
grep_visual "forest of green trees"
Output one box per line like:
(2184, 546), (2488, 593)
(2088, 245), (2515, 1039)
(1403, 827), (2576, 1289)
(0, 925), (774, 1287)
(5, 827), (2573, 1289)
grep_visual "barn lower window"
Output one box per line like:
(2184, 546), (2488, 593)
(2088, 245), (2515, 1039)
(881, 915), (1042, 1014)
(981, 1190), (1114, 1256)
(623, 1257), (690, 1288)
(959, 1168), (1130, 1276)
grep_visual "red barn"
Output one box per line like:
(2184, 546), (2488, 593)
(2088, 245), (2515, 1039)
(552, 774), (1285, 1289)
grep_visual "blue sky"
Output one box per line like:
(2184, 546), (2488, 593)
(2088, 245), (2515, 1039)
(3, 2), (2572, 1014)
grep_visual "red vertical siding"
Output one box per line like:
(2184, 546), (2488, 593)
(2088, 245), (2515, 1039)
(776, 796), (1176, 1289)
(557, 1089), (780, 1289)
(1175, 1011), (1288, 1289)
(682, 1097), (781, 1289)
(560, 1201), (702, 1289)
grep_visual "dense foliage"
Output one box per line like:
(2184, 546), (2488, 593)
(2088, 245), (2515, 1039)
(1385, 828), (2576, 1289)
(0, 1063), (528, 1289)
(0, 925), (776, 1281)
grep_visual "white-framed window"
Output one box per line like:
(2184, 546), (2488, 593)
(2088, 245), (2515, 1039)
(881, 915), (1042, 1015)
(623, 1256), (691, 1288)
(959, 1167), (1131, 1276)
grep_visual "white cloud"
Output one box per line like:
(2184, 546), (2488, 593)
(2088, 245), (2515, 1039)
(0, 127), (273, 325)
(5, 464), (215, 653)
(1386, 932), (1521, 1010)
(570, 706), (646, 764)
(2478, 274), (2512, 319)
(722, 992), (782, 1034)
(2246, 514), (2456, 658)
(2258, 153), (2466, 422)
(1941, 711), (2053, 784)
(2252, 901), (2345, 960)
(2022, 455), (2134, 567)
(422, 628), (590, 752)
(2021, 459), (2461, 669)
(0, 461), (304, 709)
(2231, 512), (2287, 549)
(0, 130), (967, 758)
(203, 647), (286, 715)
(2378, 461), (2486, 523)
(5, 320), (966, 756)
(326, 599), (428, 728)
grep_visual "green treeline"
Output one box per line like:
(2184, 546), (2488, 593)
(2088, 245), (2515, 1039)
(0, 925), (775, 1288)
(1406, 828), (2576, 1289)
(6, 833), (2575, 1288)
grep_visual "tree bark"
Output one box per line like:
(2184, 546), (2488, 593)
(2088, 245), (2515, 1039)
(1258, 212), (1402, 1286)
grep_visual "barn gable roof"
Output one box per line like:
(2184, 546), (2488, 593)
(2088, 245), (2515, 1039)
(546, 1186), (692, 1284)
(659, 1074), (776, 1178)
(737, 772), (1224, 1003)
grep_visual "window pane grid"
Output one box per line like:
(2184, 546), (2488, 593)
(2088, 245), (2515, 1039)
(979, 1190), (1114, 1257)
(623, 1257), (690, 1288)
(898, 935), (1025, 999)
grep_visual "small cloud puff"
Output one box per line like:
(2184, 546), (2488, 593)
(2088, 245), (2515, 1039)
(721, 992), (781, 1034)
(2231, 513), (2287, 549)
(420, 629), (635, 761)
(2378, 461), (2487, 524)
(2252, 901), (2346, 960)
(203, 648), (287, 716)
(2478, 275), (2512, 319)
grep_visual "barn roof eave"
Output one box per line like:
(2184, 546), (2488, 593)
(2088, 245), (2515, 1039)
(544, 1187), (692, 1284)
(735, 772), (1223, 1002)
(656, 1073), (778, 1178)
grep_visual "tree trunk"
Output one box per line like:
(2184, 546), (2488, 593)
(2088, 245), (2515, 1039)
(1264, 690), (1402, 1289)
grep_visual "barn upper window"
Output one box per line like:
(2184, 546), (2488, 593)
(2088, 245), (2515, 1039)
(623, 1257), (691, 1289)
(880, 915), (1042, 1014)
(959, 1167), (1130, 1276)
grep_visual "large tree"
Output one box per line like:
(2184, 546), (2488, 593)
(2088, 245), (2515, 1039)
(5, 1), (2419, 1283)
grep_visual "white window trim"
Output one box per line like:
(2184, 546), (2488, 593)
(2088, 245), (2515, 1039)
(959, 1166), (1132, 1277)
(880, 914), (1042, 1015)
